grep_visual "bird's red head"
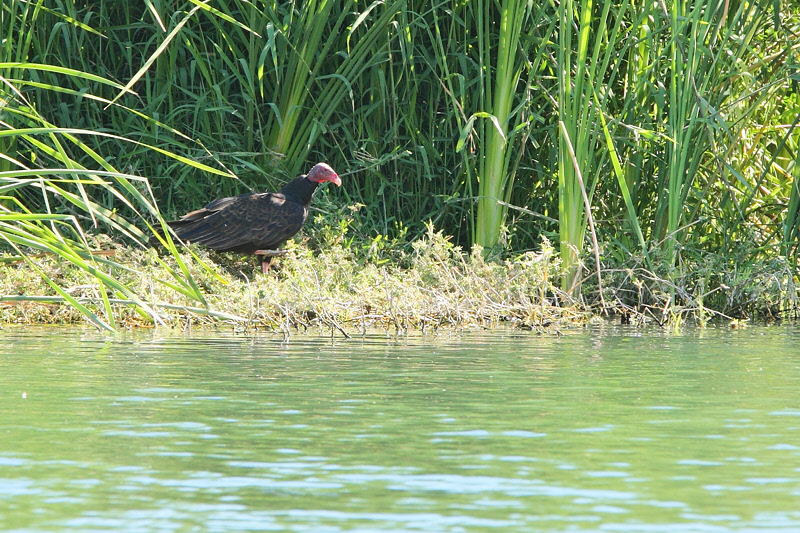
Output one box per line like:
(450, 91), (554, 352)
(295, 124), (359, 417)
(306, 162), (342, 187)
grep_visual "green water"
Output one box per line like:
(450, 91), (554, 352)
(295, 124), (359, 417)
(1, 325), (800, 532)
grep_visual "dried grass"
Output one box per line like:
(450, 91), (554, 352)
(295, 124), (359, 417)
(0, 228), (588, 335)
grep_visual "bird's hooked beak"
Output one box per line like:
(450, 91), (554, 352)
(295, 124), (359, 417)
(308, 162), (342, 187)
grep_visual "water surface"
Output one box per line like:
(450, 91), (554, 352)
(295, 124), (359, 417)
(1, 325), (799, 531)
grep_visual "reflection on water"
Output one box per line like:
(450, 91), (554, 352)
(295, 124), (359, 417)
(2, 325), (800, 532)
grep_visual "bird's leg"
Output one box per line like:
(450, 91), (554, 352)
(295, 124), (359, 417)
(254, 249), (289, 274)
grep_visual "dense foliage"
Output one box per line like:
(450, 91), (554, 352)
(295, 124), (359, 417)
(1, 0), (799, 329)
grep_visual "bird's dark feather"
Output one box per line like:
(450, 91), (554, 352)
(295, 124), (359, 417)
(167, 191), (307, 254)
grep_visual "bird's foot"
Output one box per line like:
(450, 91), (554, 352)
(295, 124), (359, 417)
(254, 249), (289, 258)
(254, 249), (288, 274)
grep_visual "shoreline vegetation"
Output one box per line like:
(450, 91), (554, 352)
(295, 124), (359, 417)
(2, 1), (799, 333)
(1, 222), (796, 334)
(2, 227), (587, 334)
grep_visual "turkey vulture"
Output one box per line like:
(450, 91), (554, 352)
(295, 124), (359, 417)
(163, 162), (341, 273)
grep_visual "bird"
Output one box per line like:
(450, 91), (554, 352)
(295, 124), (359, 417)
(161, 162), (341, 273)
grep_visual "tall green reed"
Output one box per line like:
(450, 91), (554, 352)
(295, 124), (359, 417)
(635, 0), (775, 263)
(557, 0), (634, 293)
(470, 0), (534, 252)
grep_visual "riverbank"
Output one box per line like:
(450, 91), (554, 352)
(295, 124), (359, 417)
(1, 226), (797, 333)
(1, 228), (591, 334)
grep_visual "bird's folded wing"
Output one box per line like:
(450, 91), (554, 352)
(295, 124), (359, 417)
(172, 193), (307, 252)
